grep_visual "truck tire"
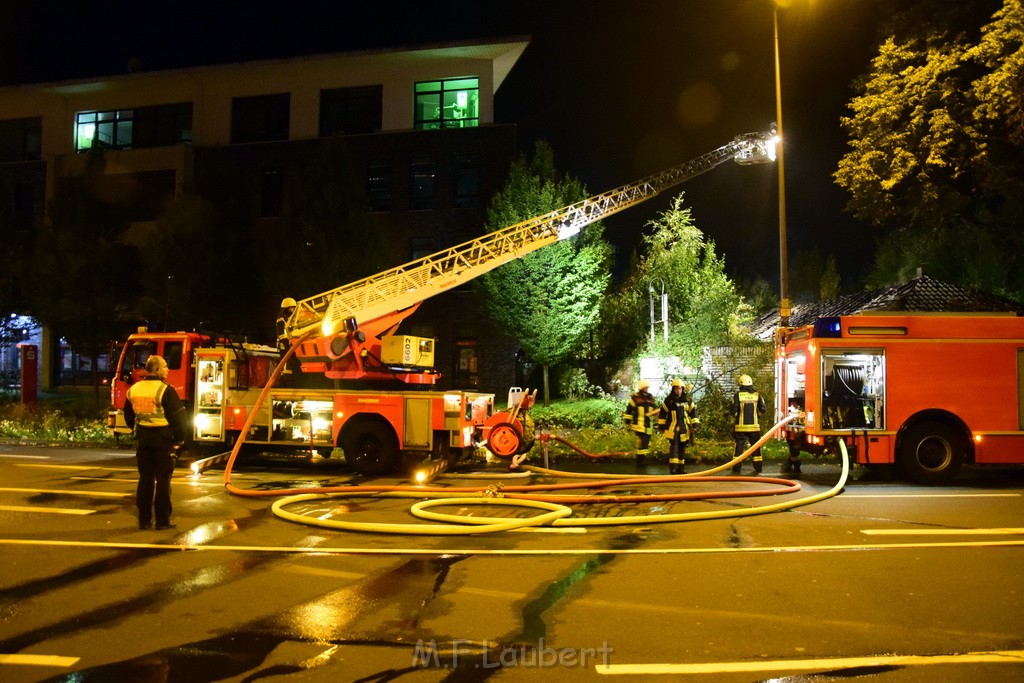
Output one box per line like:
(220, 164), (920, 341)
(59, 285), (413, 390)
(343, 420), (400, 476)
(898, 422), (964, 484)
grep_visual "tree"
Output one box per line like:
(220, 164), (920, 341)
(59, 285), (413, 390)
(615, 194), (751, 369)
(136, 148), (265, 339)
(476, 141), (612, 404)
(835, 0), (1024, 299)
(262, 137), (388, 308)
(28, 150), (136, 399)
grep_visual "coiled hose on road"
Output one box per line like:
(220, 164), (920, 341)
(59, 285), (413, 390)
(209, 341), (848, 534)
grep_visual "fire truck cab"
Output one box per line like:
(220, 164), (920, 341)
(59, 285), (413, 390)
(778, 313), (1024, 483)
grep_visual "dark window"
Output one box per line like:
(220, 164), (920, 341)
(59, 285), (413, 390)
(453, 155), (480, 208)
(410, 158), (436, 210)
(320, 85), (382, 136)
(0, 117), (42, 161)
(76, 104), (191, 152)
(12, 183), (35, 233)
(368, 163), (391, 211)
(133, 103), (193, 148)
(410, 237), (435, 260)
(231, 93), (290, 144)
(414, 77), (479, 130)
(163, 341), (183, 370)
(108, 170), (176, 222)
(260, 167), (285, 218)
(454, 338), (479, 387)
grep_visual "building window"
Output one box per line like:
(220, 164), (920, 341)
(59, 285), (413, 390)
(410, 158), (436, 210)
(75, 103), (191, 152)
(320, 85), (382, 136)
(454, 338), (479, 387)
(0, 117), (42, 162)
(368, 162), (391, 211)
(231, 93), (290, 144)
(410, 237), (435, 260)
(260, 167), (284, 218)
(453, 155), (480, 208)
(12, 183), (35, 233)
(414, 77), (479, 130)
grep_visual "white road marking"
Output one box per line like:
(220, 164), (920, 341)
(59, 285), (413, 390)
(0, 653), (80, 667)
(70, 476), (222, 487)
(0, 454), (49, 459)
(862, 527), (1024, 535)
(16, 464), (137, 472)
(0, 505), (95, 515)
(595, 649), (1024, 675)
(837, 493), (1019, 498)
(0, 537), (1021, 555)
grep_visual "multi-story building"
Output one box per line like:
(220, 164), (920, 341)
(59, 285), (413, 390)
(0, 38), (529, 393)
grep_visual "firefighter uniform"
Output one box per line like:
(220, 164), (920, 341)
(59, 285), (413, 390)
(658, 379), (700, 474)
(124, 356), (189, 530)
(730, 374), (766, 474)
(623, 380), (658, 468)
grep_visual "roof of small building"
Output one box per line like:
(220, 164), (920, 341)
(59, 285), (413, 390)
(750, 275), (1024, 341)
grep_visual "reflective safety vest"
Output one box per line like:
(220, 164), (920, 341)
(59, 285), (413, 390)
(734, 390), (761, 433)
(127, 379), (170, 429)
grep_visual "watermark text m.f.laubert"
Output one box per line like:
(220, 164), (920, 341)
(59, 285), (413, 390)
(412, 639), (614, 669)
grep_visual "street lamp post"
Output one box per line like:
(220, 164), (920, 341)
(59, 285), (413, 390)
(774, 4), (791, 328)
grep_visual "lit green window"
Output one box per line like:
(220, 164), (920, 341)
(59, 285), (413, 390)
(414, 77), (479, 130)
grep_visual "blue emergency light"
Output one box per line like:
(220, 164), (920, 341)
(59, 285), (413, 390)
(813, 317), (842, 337)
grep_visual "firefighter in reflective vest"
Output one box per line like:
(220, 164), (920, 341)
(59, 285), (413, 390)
(623, 379), (658, 468)
(123, 355), (189, 530)
(730, 374), (766, 474)
(659, 379), (700, 474)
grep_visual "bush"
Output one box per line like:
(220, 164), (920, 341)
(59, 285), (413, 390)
(530, 396), (623, 429)
(0, 395), (113, 444)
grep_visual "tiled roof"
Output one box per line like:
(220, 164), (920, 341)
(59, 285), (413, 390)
(750, 275), (1024, 340)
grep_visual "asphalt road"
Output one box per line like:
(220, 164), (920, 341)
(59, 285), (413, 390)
(1, 443), (1022, 682)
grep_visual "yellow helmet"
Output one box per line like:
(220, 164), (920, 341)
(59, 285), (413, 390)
(637, 380), (650, 391)
(739, 374), (753, 387)
(671, 379), (683, 388)
(280, 297), (297, 309)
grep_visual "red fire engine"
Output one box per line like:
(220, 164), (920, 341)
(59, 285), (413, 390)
(777, 313), (1024, 483)
(108, 130), (776, 475)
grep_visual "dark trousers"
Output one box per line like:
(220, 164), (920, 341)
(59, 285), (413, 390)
(136, 445), (176, 525)
(733, 431), (763, 472)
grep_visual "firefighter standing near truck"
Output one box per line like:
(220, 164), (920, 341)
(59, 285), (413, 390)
(730, 374), (766, 475)
(276, 297), (297, 384)
(623, 380), (658, 469)
(659, 379), (700, 474)
(123, 355), (189, 530)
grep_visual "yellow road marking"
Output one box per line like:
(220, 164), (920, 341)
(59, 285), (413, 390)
(596, 649), (1024, 675)
(0, 653), (80, 667)
(0, 505), (95, 515)
(862, 528), (1024, 535)
(70, 476), (221, 487)
(0, 487), (128, 498)
(0, 537), (1021, 555)
(16, 464), (137, 471)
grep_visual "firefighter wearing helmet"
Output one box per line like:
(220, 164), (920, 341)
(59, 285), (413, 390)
(658, 379), (700, 474)
(623, 379), (658, 469)
(276, 297), (297, 355)
(730, 373), (766, 474)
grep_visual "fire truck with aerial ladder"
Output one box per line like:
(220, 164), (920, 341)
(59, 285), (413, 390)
(777, 312), (1024, 483)
(108, 129), (777, 475)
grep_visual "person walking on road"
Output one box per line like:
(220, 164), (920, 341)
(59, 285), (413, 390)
(659, 379), (700, 474)
(730, 374), (766, 475)
(623, 380), (659, 469)
(124, 355), (189, 530)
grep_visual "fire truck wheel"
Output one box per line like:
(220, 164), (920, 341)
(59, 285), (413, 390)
(898, 422), (964, 484)
(343, 421), (400, 476)
(487, 423), (522, 458)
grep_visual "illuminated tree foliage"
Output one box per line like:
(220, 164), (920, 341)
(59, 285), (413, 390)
(610, 194), (750, 368)
(476, 141), (611, 404)
(835, 0), (1024, 299)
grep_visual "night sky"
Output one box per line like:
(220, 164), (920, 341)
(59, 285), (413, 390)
(1, 0), (886, 290)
